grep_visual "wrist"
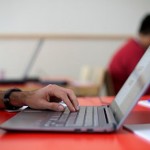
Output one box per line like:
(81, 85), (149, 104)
(10, 91), (26, 107)
(3, 88), (24, 110)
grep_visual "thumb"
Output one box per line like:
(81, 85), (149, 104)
(41, 101), (65, 111)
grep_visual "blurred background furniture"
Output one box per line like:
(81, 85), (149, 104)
(69, 65), (105, 97)
(104, 70), (115, 96)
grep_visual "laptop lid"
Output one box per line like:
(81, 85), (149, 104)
(110, 46), (150, 129)
(0, 40), (43, 84)
(0, 39), (68, 86)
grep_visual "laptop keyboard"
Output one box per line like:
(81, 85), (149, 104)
(43, 106), (112, 128)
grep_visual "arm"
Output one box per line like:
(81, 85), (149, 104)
(0, 84), (79, 112)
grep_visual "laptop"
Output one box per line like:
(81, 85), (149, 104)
(0, 40), (68, 86)
(1, 46), (150, 133)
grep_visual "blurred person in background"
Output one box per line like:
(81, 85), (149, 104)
(108, 14), (150, 95)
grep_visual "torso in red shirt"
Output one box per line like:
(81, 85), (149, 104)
(108, 38), (150, 95)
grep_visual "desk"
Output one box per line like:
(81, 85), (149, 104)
(0, 82), (43, 91)
(0, 81), (101, 97)
(0, 96), (150, 150)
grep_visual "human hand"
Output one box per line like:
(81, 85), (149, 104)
(19, 84), (79, 112)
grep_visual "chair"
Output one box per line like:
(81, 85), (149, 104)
(104, 70), (115, 96)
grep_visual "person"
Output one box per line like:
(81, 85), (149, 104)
(0, 84), (79, 111)
(108, 14), (150, 95)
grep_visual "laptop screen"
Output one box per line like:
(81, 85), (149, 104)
(110, 46), (150, 129)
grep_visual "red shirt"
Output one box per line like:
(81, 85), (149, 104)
(108, 38), (150, 95)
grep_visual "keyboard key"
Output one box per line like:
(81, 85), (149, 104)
(55, 108), (70, 127)
(84, 107), (93, 127)
(98, 107), (108, 128)
(65, 112), (78, 126)
(93, 107), (99, 127)
(74, 106), (86, 127)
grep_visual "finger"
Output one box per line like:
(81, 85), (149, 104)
(59, 93), (76, 112)
(47, 85), (76, 111)
(66, 89), (79, 111)
(40, 100), (65, 111)
(57, 87), (78, 111)
(49, 96), (62, 103)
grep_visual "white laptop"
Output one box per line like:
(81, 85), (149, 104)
(0, 46), (150, 133)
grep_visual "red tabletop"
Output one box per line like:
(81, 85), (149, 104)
(0, 96), (150, 150)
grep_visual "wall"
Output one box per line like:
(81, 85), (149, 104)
(0, 0), (149, 34)
(0, 0), (149, 81)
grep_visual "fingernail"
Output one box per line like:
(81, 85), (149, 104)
(58, 105), (64, 111)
